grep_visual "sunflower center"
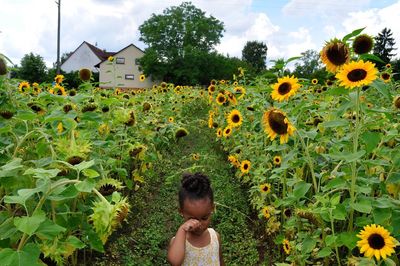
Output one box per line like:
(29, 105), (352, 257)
(268, 111), (288, 135)
(347, 69), (367, 82)
(244, 164), (248, 170)
(382, 73), (390, 80)
(278, 82), (291, 95)
(368, 233), (385, 249)
(353, 36), (373, 54)
(232, 114), (240, 123)
(326, 43), (349, 66)
(263, 186), (268, 192)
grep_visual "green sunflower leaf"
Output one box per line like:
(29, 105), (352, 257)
(360, 131), (381, 153)
(293, 181), (312, 199)
(317, 247), (332, 258)
(350, 199), (372, 214)
(342, 27), (365, 42)
(0, 243), (41, 266)
(14, 210), (46, 236)
(359, 53), (385, 64)
(370, 79), (391, 99)
(338, 231), (358, 249)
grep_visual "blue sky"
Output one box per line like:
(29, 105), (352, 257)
(1, 0), (399, 67)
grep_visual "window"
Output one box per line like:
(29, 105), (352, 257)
(125, 74), (134, 80)
(135, 58), (140, 65)
(116, 57), (125, 64)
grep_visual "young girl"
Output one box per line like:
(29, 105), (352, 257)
(167, 172), (224, 266)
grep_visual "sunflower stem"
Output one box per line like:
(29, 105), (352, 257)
(297, 131), (318, 193)
(329, 209), (342, 266)
(348, 87), (361, 232)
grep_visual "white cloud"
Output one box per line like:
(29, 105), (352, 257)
(342, 1), (400, 48)
(283, 0), (372, 17)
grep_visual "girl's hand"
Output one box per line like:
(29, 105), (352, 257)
(180, 219), (201, 232)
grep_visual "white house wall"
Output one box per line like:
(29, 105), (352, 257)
(61, 43), (101, 73)
(99, 45), (157, 89)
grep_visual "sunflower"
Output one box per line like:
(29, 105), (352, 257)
(320, 39), (350, 73)
(386, 63), (391, 69)
(234, 86), (246, 99)
(227, 109), (243, 128)
(262, 109), (296, 144)
(223, 126), (232, 138)
(282, 239), (291, 254)
(216, 93), (226, 105)
(353, 34), (374, 55)
(228, 154), (240, 168)
(18, 81), (30, 93)
(240, 160), (251, 174)
(233, 81), (238, 86)
(52, 84), (67, 96)
(168, 117), (174, 123)
(381, 72), (391, 83)
(335, 60), (378, 89)
(225, 91), (237, 105)
(175, 128), (189, 139)
(32, 83), (41, 95)
(208, 85), (216, 94)
(262, 206), (271, 219)
(219, 80), (226, 85)
(208, 113), (214, 128)
(139, 74), (145, 82)
(357, 224), (398, 261)
(192, 153), (200, 161)
(54, 74), (64, 84)
(216, 128), (222, 138)
(311, 78), (318, 84)
(259, 183), (271, 194)
(393, 96), (400, 109)
(271, 76), (300, 102)
(273, 155), (282, 166)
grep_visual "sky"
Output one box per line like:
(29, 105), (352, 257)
(1, 0), (400, 68)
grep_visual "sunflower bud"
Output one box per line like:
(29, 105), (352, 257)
(79, 68), (92, 81)
(352, 34), (374, 55)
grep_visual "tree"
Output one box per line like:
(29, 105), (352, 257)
(242, 41), (268, 73)
(292, 50), (326, 80)
(138, 2), (225, 85)
(373, 28), (397, 68)
(18, 53), (47, 83)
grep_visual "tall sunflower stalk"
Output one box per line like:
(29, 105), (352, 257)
(335, 60), (378, 231)
(348, 87), (363, 231)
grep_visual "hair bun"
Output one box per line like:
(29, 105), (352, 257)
(181, 172), (210, 196)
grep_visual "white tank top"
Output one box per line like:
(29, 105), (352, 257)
(182, 228), (220, 266)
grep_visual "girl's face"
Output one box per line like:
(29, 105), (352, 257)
(180, 198), (214, 235)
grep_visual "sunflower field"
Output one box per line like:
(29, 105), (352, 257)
(1, 28), (400, 266)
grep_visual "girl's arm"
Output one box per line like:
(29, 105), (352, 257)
(216, 231), (225, 266)
(167, 219), (200, 266)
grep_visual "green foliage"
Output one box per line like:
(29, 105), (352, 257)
(373, 27), (397, 69)
(242, 40), (268, 73)
(292, 49), (327, 80)
(139, 2), (230, 85)
(17, 52), (47, 83)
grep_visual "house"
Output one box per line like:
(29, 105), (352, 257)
(61, 41), (113, 73)
(96, 44), (156, 89)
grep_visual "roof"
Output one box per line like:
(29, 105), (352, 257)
(85, 41), (115, 60)
(94, 43), (145, 68)
(60, 41), (115, 68)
